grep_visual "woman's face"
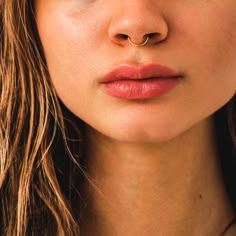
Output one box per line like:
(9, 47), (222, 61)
(35, 0), (236, 143)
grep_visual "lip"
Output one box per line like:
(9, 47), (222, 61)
(101, 63), (183, 99)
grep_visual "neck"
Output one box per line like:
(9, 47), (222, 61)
(79, 117), (235, 236)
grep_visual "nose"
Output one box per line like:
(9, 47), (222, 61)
(108, 2), (168, 47)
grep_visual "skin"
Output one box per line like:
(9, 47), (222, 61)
(35, 0), (236, 235)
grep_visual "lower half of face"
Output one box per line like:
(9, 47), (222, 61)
(51, 72), (235, 143)
(36, 0), (236, 143)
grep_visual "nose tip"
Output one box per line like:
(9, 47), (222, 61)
(108, 5), (168, 47)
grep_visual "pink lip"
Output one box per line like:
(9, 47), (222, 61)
(101, 63), (183, 99)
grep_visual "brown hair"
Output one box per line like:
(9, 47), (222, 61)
(0, 1), (87, 235)
(0, 0), (236, 235)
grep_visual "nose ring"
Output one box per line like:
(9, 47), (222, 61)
(128, 35), (149, 47)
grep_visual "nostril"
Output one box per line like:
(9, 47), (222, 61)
(148, 33), (158, 39)
(146, 32), (166, 44)
(113, 32), (164, 46)
(117, 34), (128, 40)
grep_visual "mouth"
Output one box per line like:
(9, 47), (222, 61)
(101, 63), (183, 100)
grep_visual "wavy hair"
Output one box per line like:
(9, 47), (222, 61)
(0, 0), (88, 235)
(0, 0), (236, 236)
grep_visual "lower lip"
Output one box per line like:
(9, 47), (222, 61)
(101, 77), (181, 99)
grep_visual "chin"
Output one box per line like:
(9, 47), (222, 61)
(96, 122), (182, 144)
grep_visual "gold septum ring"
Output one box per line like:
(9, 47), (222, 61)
(128, 35), (149, 47)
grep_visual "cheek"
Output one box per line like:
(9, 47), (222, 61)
(171, 2), (236, 57)
(171, 4), (236, 95)
(36, 2), (107, 82)
(38, 18), (94, 72)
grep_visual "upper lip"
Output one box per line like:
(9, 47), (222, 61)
(102, 63), (183, 82)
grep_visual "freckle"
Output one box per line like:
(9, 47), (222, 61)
(199, 194), (203, 199)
